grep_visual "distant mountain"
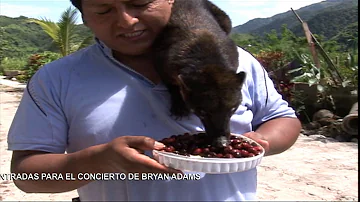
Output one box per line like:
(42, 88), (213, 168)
(0, 0), (358, 60)
(0, 15), (54, 57)
(330, 22), (358, 50)
(232, 0), (358, 40)
(291, 5), (358, 39)
(0, 15), (93, 59)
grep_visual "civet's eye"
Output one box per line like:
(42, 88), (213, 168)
(231, 107), (238, 113)
(195, 109), (207, 119)
(199, 109), (207, 115)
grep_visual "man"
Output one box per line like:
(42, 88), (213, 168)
(8, 0), (301, 201)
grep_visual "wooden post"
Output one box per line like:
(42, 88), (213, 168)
(335, 56), (339, 68)
(302, 22), (321, 69)
(291, 8), (343, 85)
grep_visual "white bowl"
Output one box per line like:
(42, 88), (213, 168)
(153, 133), (265, 174)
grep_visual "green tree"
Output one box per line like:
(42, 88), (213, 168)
(0, 27), (6, 64)
(28, 6), (93, 57)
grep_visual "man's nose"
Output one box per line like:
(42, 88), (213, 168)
(115, 6), (139, 28)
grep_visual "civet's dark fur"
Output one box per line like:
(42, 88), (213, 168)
(153, 0), (246, 146)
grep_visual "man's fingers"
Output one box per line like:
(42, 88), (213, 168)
(153, 151), (159, 161)
(135, 148), (145, 154)
(128, 151), (182, 174)
(242, 132), (270, 153)
(125, 136), (165, 151)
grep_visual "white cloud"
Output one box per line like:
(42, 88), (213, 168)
(0, 0), (325, 26)
(0, 2), (82, 23)
(0, 3), (51, 18)
(211, 0), (324, 26)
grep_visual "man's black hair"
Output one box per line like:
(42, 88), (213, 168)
(70, 0), (82, 12)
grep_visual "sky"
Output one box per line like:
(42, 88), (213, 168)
(0, 0), (324, 26)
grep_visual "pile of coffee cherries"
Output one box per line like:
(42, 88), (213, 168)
(158, 132), (263, 158)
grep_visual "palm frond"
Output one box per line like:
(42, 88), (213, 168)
(29, 6), (90, 57)
(28, 18), (60, 45)
(76, 36), (95, 51)
(57, 6), (79, 56)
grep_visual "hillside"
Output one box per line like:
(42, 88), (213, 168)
(331, 22), (358, 50)
(0, 15), (94, 59)
(232, 0), (358, 41)
(0, 0), (358, 60)
(291, 6), (358, 39)
(0, 16), (54, 58)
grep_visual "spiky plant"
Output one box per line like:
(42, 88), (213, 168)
(28, 6), (93, 57)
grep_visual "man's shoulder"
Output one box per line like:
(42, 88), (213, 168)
(235, 46), (263, 76)
(43, 44), (99, 73)
(236, 46), (259, 65)
(29, 44), (102, 89)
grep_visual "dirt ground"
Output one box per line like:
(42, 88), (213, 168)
(0, 84), (358, 201)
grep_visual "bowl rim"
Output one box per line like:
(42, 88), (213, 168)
(153, 132), (265, 163)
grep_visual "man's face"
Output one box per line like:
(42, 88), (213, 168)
(82, 0), (174, 56)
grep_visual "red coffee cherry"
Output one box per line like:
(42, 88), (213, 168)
(158, 132), (262, 158)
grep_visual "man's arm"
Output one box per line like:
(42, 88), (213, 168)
(8, 59), (178, 194)
(11, 136), (177, 193)
(11, 145), (104, 193)
(244, 117), (301, 156)
(237, 48), (302, 156)
(256, 117), (301, 156)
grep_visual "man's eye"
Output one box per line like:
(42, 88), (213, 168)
(131, 0), (152, 7)
(132, 3), (149, 7)
(96, 9), (112, 15)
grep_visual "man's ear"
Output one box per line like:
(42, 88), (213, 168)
(81, 15), (87, 26)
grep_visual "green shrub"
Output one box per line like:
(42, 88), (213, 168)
(0, 57), (28, 71)
(15, 74), (28, 83)
(20, 51), (61, 83)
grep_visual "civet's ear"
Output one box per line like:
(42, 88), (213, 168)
(204, 0), (232, 34)
(176, 74), (191, 102)
(236, 71), (246, 86)
(177, 74), (191, 92)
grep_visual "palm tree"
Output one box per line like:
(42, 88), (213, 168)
(28, 6), (93, 57)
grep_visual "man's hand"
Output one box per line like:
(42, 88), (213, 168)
(11, 135), (181, 193)
(241, 132), (270, 155)
(97, 136), (182, 175)
(243, 117), (301, 156)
